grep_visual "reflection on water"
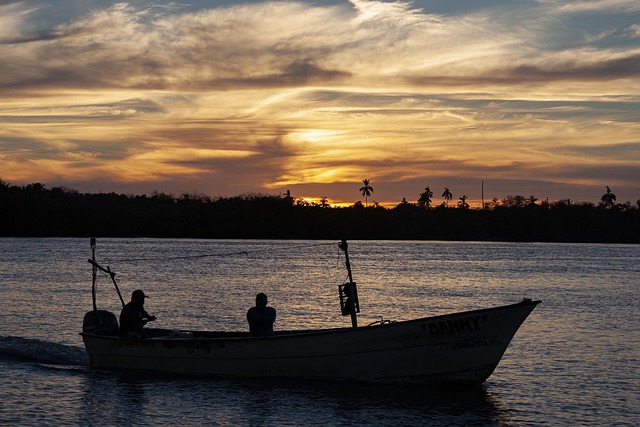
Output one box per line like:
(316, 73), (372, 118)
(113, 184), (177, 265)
(79, 369), (511, 426)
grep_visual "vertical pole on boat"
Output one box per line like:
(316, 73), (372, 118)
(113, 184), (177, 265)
(90, 238), (98, 314)
(340, 240), (354, 284)
(90, 237), (101, 334)
(338, 240), (358, 328)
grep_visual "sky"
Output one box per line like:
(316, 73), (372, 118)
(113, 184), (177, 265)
(1, 0), (639, 207)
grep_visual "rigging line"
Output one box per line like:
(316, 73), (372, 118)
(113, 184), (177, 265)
(107, 241), (338, 263)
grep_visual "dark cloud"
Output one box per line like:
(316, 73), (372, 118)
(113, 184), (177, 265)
(0, 135), (132, 162)
(0, 28), (70, 44)
(73, 140), (134, 162)
(0, 98), (163, 122)
(281, 59), (349, 83)
(164, 134), (297, 191)
(553, 141), (640, 159)
(0, 53), (349, 92)
(405, 53), (640, 87)
(0, 137), (50, 156)
(0, 68), (99, 92)
(508, 54), (640, 82)
(552, 164), (640, 184)
(199, 60), (351, 90)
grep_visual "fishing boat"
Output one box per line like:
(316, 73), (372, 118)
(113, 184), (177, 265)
(81, 239), (540, 384)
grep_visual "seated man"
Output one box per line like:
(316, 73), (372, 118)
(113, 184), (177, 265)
(247, 292), (276, 337)
(120, 289), (156, 338)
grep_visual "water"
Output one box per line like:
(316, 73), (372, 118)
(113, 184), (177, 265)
(0, 238), (638, 426)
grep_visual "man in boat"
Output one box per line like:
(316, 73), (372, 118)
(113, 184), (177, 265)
(120, 289), (157, 338)
(247, 292), (276, 337)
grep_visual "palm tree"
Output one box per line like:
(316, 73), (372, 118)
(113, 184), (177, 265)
(458, 195), (469, 209)
(442, 187), (453, 207)
(418, 186), (433, 208)
(320, 196), (329, 208)
(283, 189), (294, 206)
(600, 186), (616, 209)
(528, 195), (538, 206)
(359, 179), (374, 207)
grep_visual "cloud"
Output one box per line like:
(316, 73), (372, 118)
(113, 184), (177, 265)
(3, 1), (638, 92)
(0, 0), (26, 5)
(553, 141), (640, 158)
(543, 0), (640, 14)
(628, 24), (640, 38)
(0, 1), (639, 204)
(507, 52), (640, 82)
(1, 97), (164, 121)
(0, 1), (516, 91)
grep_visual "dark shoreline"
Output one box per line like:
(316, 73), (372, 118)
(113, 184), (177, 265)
(2, 183), (638, 243)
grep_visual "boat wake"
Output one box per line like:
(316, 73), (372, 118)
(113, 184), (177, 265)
(0, 336), (89, 366)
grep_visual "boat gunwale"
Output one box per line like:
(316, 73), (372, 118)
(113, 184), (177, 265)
(81, 299), (540, 343)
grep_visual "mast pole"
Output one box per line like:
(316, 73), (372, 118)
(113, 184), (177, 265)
(90, 238), (98, 313)
(90, 237), (100, 334)
(338, 240), (358, 328)
(340, 240), (354, 284)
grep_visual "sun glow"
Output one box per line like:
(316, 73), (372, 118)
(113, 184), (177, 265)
(289, 129), (343, 144)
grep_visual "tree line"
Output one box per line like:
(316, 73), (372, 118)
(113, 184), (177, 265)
(1, 181), (638, 243)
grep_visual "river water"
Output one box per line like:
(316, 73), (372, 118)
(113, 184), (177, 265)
(0, 238), (638, 426)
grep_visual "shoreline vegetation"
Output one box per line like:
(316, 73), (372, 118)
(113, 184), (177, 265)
(1, 181), (638, 243)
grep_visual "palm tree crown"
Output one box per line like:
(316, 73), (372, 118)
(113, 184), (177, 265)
(458, 195), (469, 209)
(418, 186), (433, 208)
(442, 187), (453, 206)
(600, 186), (616, 208)
(359, 179), (374, 206)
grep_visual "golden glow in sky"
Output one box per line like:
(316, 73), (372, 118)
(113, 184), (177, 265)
(1, 0), (639, 206)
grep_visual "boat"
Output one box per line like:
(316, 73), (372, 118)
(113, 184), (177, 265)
(81, 239), (540, 384)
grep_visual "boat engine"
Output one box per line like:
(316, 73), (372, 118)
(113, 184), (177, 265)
(83, 310), (119, 336)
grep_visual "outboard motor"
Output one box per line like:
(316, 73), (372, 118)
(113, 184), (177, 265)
(83, 310), (120, 336)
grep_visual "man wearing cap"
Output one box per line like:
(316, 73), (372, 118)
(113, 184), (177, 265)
(120, 289), (157, 338)
(247, 293), (276, 337)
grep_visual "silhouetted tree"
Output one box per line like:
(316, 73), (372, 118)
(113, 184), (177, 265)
(1, 180), (638, 243)
(600, 186), (616, 209)
(359, 179), (374, 207)
(283, 189), (294, 206)
(458, 195), (469, 209)
(320, 196), (329, 208)
(528, 195), (538, 206)
(503, 195), (528, 208)
(418, 187), (433, 208)
(554, 199), (572, 208)
(486, 197), (500, 210)
(442, 187), (453, 207)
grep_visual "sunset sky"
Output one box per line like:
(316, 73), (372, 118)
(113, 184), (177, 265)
(1, 0), (639, 207)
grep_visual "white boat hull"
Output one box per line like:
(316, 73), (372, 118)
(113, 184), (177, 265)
(82, 300), (539, 384)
